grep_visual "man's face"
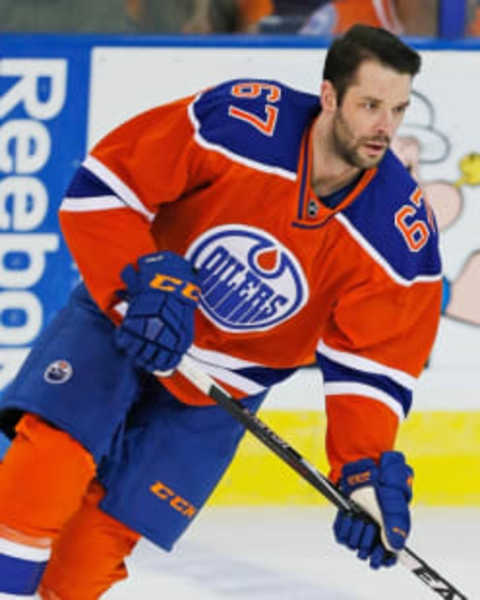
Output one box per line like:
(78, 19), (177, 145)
(332, 60), (412, 169)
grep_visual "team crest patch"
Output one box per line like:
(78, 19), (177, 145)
(186, 225), (309, 332)
(44, 360), (73, 384)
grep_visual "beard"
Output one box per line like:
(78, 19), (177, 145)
(332, 109), (390, 169)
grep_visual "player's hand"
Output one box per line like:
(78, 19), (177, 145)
(333, 451), (413, 569)
(114, 251), (201, 375)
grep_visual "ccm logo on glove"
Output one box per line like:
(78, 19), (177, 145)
(149, 273), (200, 301)
(346, 471), (371, 486)
(115, 251), (201, 374)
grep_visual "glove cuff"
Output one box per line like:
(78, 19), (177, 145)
(340, 458), (378, 496)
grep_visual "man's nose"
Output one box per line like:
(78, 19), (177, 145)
(375, 110), (395, 136)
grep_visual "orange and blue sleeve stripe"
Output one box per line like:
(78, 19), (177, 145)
(316, 341), (415, 422)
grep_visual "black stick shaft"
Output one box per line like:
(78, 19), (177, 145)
(175, 357), (469, 600)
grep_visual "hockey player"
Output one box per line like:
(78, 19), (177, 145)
(0, 25), (441, 598)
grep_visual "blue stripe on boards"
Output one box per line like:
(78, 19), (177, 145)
(3, 32), (480, 51)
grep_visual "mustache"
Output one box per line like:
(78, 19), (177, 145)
(361, 136), (391, 145)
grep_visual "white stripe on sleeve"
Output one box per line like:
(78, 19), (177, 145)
(83, 155), (156, 222)
(316, 340), (416, 390)
(0, 538), (50, 563)
(60, 195), (126, 212)
(324, 381), (404, 421)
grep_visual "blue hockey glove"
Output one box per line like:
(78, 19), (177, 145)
(115, 251), (201, 374)
(333, 451), (413, 569)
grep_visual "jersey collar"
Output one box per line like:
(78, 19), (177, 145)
(292, 124), (378, 229)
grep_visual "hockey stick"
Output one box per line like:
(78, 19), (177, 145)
(174, 355), (469, 600)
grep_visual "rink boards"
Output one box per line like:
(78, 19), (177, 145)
(1, 35), (480, 507)
(210, 408), (480, 507)
(209, 368), (480, 507)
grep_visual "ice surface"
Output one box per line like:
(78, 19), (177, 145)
(104, 506), (479, 599)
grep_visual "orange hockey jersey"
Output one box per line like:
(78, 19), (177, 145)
(59, 79), (442, 479)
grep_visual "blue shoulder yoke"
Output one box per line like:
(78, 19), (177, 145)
(341, 151), (442, 282)
(192, 78), (320, 176)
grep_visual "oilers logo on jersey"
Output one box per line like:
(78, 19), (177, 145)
(186, 225), (309, 332)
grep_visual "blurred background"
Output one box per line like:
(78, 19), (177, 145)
(1, 0), (479, 37)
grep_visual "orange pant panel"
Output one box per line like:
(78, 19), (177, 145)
(39, 480), (141, 600)
(0, 413), (96, 540)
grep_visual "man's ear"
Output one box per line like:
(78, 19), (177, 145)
(320, 80), (338, 113)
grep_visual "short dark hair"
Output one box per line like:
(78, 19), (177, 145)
(323, 24), (421, 105)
